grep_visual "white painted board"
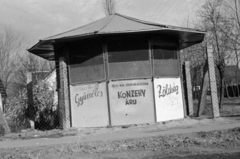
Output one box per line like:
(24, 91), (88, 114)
(154, 78), (184, 122)
(70, 82), (109, 127)
(109, 79), (155, 126)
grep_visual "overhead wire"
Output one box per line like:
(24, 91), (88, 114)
(152, 0), (182, 23)
(150, 1), (165, 21)
(151, 0), (172, 22)
(160, 0), (183, 22)
(165, 0), (186, 22)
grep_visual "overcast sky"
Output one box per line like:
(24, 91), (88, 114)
(0, 0), (206, 47)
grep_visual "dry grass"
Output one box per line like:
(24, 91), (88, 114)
(193, 97), (240, 117)
(0, 128), (79, 141)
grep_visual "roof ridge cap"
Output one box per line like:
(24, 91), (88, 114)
(98, 14), (115, 33)
(115, 13), (168, 28)
(116, 13), (206, 33)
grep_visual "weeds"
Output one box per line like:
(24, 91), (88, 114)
(4, 80), (58, 133)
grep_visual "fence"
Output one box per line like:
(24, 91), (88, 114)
(184, 46), (240, 118)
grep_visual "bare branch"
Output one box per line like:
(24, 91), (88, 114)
(101, 0), (116, 16)
(0, 27), (24, 96)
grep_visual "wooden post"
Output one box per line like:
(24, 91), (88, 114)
(185, 61), (194, 116)
(207, 46), (220, 118)
(0, 93), (11, 134)
(179, 51), (187, 118)
(27, 72), (35, 129)
(198, 65), (209, 116)
(58, 56), (70, 129)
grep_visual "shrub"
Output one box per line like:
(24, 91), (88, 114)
(33, 81), (59, 130)
(4, 89), (29, 132)
(4, 80), (59, 132)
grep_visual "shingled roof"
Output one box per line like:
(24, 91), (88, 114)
(29, 13), (205, 60)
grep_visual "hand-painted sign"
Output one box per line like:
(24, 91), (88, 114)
(118, 89), (146, 98)
(109, 79), (154, 126)
(70, 82), (108, 127)
(154, 78), (184, 122)
(157, 84), (179, 98)
(117, 89), (146, 105)
(75, 84), (103, 107)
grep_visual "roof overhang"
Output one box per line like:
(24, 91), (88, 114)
(28, 13), (205, 61)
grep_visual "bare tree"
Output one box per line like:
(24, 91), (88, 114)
(221, 0), (240, 90)
(0, 27), (24, 134)
(197, 0), (232, 108)
(181, 0), (240, 115)
(0, 27), (24, 97)
(14, 53), (55, 92)
(208, 0), (240, 99)
(221, 0), (240, 47)
(102, 0), (116, 16)
(0, 26), (55, 131)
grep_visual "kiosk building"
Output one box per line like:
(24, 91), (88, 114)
(29, 13), (205, 128)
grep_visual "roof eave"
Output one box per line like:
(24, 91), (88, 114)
(28, 28), (205, 61)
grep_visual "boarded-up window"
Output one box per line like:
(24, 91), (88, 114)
(68, 38), (105, 84)
(107, 35), (151, 79)
(152, 35), (179, 77)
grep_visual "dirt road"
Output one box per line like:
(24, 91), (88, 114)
(147, 153), (240, 159)
(0, 117), (240, 159)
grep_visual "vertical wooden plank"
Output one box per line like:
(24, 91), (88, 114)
(185, 61), (194, 116)
(149, 36), (157, 123)
(179, 51), (187, 118)
(198, 67), (209, 116)
(103, 38), (112, 127)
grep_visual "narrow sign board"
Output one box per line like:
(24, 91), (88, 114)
(70, 82), (108, 127)
(109, 79), (155, 126)
(154, 78), (184, 122)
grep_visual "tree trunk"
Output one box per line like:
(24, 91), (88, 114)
(218, 69), (225, 109)
(231, 84), (236, 97)
(234, 44), (239, 97)
(236, 78), (240, 97)
(27, 73), (35, 129)
(224, 82), (229, 98)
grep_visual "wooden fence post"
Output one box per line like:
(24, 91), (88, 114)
(0, 93), (11, 134)
(185, 61), (194, 116)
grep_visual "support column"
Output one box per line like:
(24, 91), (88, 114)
(27, 72), (35, 129)
(207, 46), (220, 118)
(185, 61), (194, 116)
(59, 56), (70, 129)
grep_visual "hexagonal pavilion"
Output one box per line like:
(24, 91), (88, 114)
(29, 13), (205, 128)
